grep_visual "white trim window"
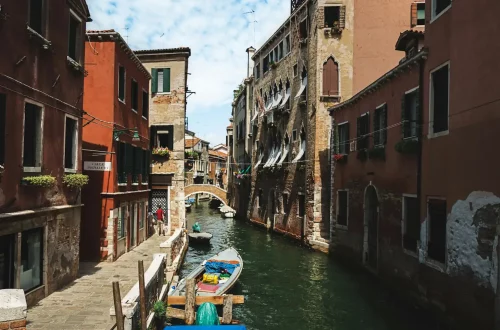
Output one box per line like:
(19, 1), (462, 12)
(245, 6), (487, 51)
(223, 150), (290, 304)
(28, 0), (45, 36)
(68, 9), (83, 63)
(63, 115), (78, 172)
(131, 79), (139, 112)
(22, 100), (44, 172)
(431, 0), (451, 21)
(429, 62), (450, 137)
(118, 65), (126, 103)
(337, 121), (349, 154)
(336, 190), (349, 228)
(373, 104), (387, 147)
(403, 87), (419, 139)
(402, 194), (419, 254)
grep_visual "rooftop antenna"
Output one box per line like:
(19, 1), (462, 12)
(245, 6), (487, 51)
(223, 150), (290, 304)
(124, 26), (130, 43)
(243, 9), (257, 47)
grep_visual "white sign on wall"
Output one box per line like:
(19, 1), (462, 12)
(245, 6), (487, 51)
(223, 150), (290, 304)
(84, 161), (112, 171)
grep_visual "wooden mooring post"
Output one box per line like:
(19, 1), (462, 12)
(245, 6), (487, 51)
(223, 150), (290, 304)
(185, 278), (196, 325)
(138, 260), (147, 330)
(112, 281), (125, 330)
(222, 294), (233, 324)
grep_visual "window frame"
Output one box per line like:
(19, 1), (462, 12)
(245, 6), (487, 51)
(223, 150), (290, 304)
(284, 33), (291, 56)
(324, 5), (341, 28)
(431, 0), (452, 23)
(142, 89), (149, 119)
(28, 0), (46, 36)
(402, 194), (419, 257)
(67, 9), (83, 64)
(22, 99), (44, 173)
(118, 65), (126, 104)
(428, 61), (450, 139)
(322, 56), (340, 97)
(337, 121), (349, 154)
(336, 189), (349, 229)
(131, 79), (139, 113)
(153, 68), (171, 94)
(373, 103), (387, 147)
(20, 227), (44, 293)
(404, 86), (419, 139)
(416, 2), (426, 26)
(425, 196), (447, 271)
(63, 114), (79, 173)
(118, 204), (127, 240)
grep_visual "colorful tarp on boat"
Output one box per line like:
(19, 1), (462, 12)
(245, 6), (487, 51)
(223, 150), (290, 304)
(205, 261), (240, 275)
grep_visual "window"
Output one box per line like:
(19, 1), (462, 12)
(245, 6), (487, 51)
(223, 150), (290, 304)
(432, 0), (451, 19)
(139, 202), (145, 229)
(142, 90), (149, 119)
(337, 122), (349, 154)
(68, 12), (82, 62)
(427, 198), (447, 263)
(29, 0), (44, 35)
(298, 195), (305, 217)
(263, 56), (269, 73)
(255, 63), (260, 79)
(118, 66), (126, 102)
(151, 68), (171, 93)
(293, 64), (298, 77)
(403, 196), (420, 252)
(337, 190), (348, 226)
(152, 126), (174, 150)
(23, 102), (43, 169)
(322, 57), (339, 96)
(284, 34), (291, 54)
(132, 147), (142, 184)
(258, 189), (263, 208)
(278, 42), (284, 61)
(373, 105), (387, 146)
(324, 6), (340, 28)
(131, 80), (139, 111)
(411, 3), (426, 27)
(142, 149), (149, 184)
(118, 205), (126, 239)
(0, 94), (5, 165)
(430, 63), (449, 135)
(299, 19), (307, 39)
(403, 88), (419, 138)
(20, 228), (43, 292)
(64, 116), (78, 170)
(0, 234), (15, 289)
(356, 113), (369, 150)
(269, 51), (274, 64)
(292, 129), (297, 142)
(117, 142), (132, 184)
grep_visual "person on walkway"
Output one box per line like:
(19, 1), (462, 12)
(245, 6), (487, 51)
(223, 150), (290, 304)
(156, 205), (165, 236)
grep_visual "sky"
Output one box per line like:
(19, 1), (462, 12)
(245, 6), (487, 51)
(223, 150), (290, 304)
(86, 0), (291, 146)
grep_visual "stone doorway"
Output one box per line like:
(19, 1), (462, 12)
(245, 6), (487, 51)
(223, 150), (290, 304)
(363, 184), (379, 270)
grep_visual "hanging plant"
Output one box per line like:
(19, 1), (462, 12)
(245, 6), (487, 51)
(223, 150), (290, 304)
(395, 139), (418, 154)
(270, 61), (277, 69)
(21, 175), (56, 187)
(333, 154), (348, 164)
(185, 151), (199, 159)
(63, 174), (89, 188)
(367, 147), (386, 161)
(356, 149), (368, 162)
(152, 147), (170, 158)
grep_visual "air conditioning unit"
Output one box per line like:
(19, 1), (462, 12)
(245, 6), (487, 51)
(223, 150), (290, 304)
(349, 141), (357, 152)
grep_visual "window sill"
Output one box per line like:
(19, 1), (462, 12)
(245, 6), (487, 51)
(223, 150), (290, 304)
(132, 109), (138, 114)
(403, 248), (418, 258)
(320, 95), (341, 102)
(23, 167), (42, 173)
(64, 168), (77, 173)
(142, 116), (148, 120)
(336, 224), (348, 230)
(430, 4), (452, 24)
(117, 183), (127, 186)
(27, 26), (52, 49)
(132, 183), (139, 186)
(427, 130), (449, 139)
(66, 56), (85, 75)
(118, 99), (126, 105)
(118, 236), (126, 242)
(154, 92), (172, 95)
(403, 136), (418, 141)
(425, 258), (446, 272)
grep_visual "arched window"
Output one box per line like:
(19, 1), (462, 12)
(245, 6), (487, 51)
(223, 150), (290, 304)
(322, 57), (339, 96)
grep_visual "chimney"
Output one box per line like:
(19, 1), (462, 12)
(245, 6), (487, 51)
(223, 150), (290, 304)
(246, 46), (256, 78)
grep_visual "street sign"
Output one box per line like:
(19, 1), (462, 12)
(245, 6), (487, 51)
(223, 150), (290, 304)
(84, 161), (112, 171)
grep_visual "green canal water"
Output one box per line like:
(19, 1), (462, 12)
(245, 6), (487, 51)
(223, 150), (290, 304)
(180, 202), (446, 330)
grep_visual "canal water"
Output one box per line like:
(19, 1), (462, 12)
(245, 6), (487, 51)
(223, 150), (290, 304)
(180, 201), (446, 330)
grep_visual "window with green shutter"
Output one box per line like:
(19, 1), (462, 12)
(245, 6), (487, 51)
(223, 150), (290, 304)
(374, 105), (387, 146)
(357, 113), (369, 150)
(151, 68), (171, 93)
(403, 89), (419, 139)
(337, 122), (349, 154)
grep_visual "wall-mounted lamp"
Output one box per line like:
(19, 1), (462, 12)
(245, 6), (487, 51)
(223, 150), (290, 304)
(113, 127), (140, 142)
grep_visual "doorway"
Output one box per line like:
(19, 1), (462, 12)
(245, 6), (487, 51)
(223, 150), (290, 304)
(363, 185), (379, 270)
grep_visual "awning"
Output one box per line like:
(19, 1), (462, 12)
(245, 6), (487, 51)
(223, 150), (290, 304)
(263, 147), (277, 167)
(279, 87), (291, 109)
(295, 76), (308, 99)
(292, 140), (306, 163)
(270, 148), (282, 166)
(271, 90), (283, 110)
(253, 153), (264, 169)
(265, 95), (273, 112)
(277, 145), (289, 165)
(251, 110), (259, 122)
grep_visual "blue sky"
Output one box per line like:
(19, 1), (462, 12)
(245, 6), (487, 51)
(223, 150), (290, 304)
(87, 0), (290, 146)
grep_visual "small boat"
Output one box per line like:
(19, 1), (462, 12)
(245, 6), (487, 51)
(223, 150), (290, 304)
(219, 205), (236, 218)
(222, 211), (235, 218)
(185, 202), (192, 212)
(188, 232), (213, 244)
(169, 247), (243, 297)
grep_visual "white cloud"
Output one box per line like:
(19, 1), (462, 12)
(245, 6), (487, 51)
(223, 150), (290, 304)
(87, 0), (290, 144)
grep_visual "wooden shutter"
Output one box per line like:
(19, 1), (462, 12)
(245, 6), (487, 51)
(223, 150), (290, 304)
(339, 6), (346, 29)
(323, 58), (339, 96)
(151, 69), (158, 93)
(164, 68), (171, 93)
(382, 105), (388, 144)
(411, 3), (418, 28)
(373, 109), (380, 146)
(401, 95), (407, 138)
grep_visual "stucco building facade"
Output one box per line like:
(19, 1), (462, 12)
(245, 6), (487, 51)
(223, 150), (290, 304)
(0, 0), (91, 306)
(135, 48), (191, 233)
(329, 0), (500, 328)
(247, 0), (418, 250)
(82, 30), (151, 262)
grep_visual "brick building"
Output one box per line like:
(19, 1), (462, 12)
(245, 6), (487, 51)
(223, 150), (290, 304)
(135, 48), (191, 234)
(185, 134), (210, 185)
(248, 0), (418, 250)
(208, 149), (227, 188)
(0, 0), (91, 305)
(329, 0), (500, 328)
(81, 30), (151, 262)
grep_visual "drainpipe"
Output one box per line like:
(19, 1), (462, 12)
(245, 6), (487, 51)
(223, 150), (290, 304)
(416, 54), (426, 256)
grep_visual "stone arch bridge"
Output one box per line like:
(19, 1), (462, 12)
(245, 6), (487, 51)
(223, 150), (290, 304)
(184, 184), (228, 205)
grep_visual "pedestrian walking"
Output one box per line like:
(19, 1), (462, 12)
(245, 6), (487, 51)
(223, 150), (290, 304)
(156, 205), (165, 236)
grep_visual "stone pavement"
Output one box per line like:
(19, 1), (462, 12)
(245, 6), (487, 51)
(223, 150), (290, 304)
(27, 234), (169, 330)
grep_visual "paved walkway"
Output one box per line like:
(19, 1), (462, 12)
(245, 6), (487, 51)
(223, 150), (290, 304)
(27, 234), (169, 330)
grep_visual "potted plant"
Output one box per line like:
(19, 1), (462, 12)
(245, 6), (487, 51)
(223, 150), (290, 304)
(62, 174), (89, 188)
(21, 175), (56, 187)
(333, 154), (348, 164)
(153, 300), (166, 330)
(270, 61), (277, 69)
(152, 147), (170, 160)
